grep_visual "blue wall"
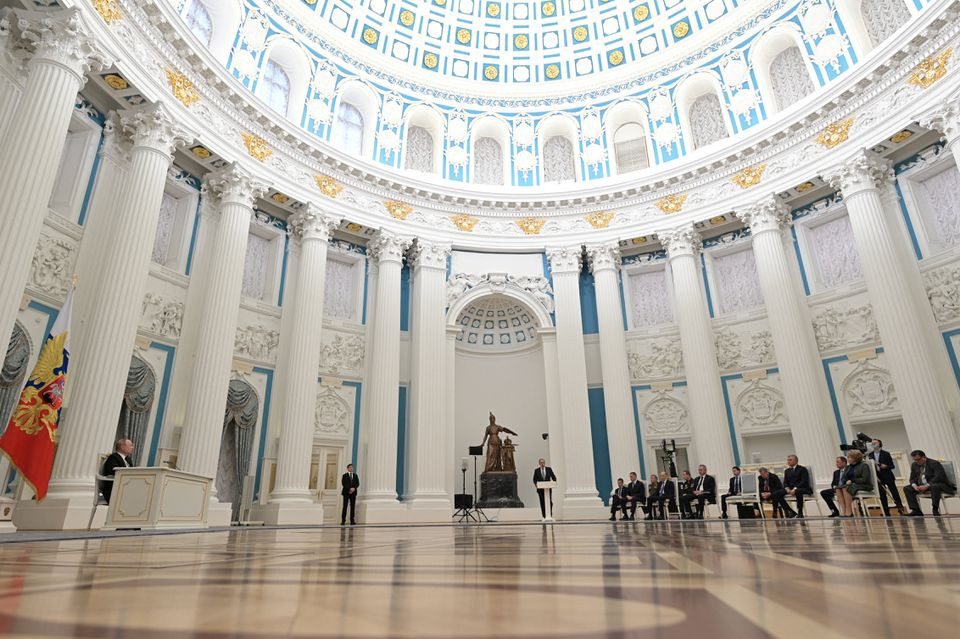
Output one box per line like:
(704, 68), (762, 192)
(587, 387), (612, 505)
(579, 269), (599, 335)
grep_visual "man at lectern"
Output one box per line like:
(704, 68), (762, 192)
(533, 458), (557, 518)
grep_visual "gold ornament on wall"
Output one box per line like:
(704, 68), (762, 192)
(241, 132), (272, 162)
(487, 2), (501, 17)
(515, 34), (529, 49)
(315, 174), (343, 198)
(93, 0), (122, 24)
(672, 22), (690, 39)
(585, 211), (614, 229)
(908, 48), (953, 89)
(423, 53), (439, 69)
(164, 68), (200, 107)
(484, 65), (499, 80)
(795, 181), (815, 193)
(271, 192), (290, 204)
(816, 118), (855, 149)
(103, 73), (128, 90)
(385, 200), (413, 220)
(451, 214), (478, 232)
(516, 217), (545, 235)
(399, 10), (415, 27)
(545, 64), (560, 79)
(656, 194), (688, 214)
(345, 222), (363, 232)
(633, 5), (650, 21)
(190, 145), (212, 160)
(889, 130), (913, 144)
(608, 50), (624, 66)
(542, 2), (556, 17)
(573, 26), (588, 42)
(457, 28), (472, 44)
(709, 216), (726, 225)
(362, 27), (379, 45)
(730, 164), (767, 189)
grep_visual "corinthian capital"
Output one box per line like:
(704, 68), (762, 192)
(120, 101), (191, 159)
(546, 246), (584, 275)
(408, 239), (451, 271)
(657, 224), (702, 258)
(11, 8), (110, 79)
(823, 150), (893, 197)
(735, 195), (790, 235)
(585, 243), (621, 274)
(289, 205), (340, 243)
(203, 163), (268, 210)
(368, 230), (412, 265)
(918, 99), (960, 143)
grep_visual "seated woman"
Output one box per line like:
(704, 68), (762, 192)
(836, 449), (873, 517)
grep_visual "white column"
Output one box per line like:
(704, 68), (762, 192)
(545, 247), (602, 518)
(539, 327), (567, 513)
(825, 151), (960, 463)
(585, 243), (641, 480)
(657, 225), (735, 475)
(357, 231), (411, 522)
(405, 240), (453, 517)
(13, 103), (187, 531)
(261, 207), (340, 525)
(177, 164), (266, 525)
(736, 198), (839, 482)
(0, 9), (107, 353)
(445, 325), (460, 500)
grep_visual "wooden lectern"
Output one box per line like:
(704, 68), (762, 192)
(536, 480), (557, 522)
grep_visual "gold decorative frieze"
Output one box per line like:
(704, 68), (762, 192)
(164, 68), (199, 107)
(241, 132), (271, 161)
(451, 214), (478, 232)
(385, 200), (412, 220)
(816, 118), (855, 149)
(314, 174), (343, 198)
(516, 217), (545, 235)
(93, 0), (122, 24)
(656, 194), (687, 214)
(585, 211), (613, 229)
(730, 164), (767, 189)
(908, 48), (952, 89)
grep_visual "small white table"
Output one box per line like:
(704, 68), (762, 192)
(536, 480), (558, 522)
(103, 467), (212, 530)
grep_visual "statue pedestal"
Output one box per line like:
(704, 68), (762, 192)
(478, 472), (524, 508)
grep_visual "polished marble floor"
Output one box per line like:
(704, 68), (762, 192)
(0, 518), (958, 638)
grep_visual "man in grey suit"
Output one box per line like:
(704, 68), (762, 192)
(903, 450), (956, 517)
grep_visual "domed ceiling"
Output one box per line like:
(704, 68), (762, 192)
(455, 295), (540, 352)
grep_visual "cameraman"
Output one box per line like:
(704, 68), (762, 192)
(868, 439), (904, 516)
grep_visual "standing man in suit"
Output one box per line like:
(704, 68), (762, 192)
(624, 471), (646, 520)
(645, 471), (675, 520)
(100, 438), (134, 504)
(772, 455), (813, 518)
(903, 450), (956, 517)
(533, 458), (558, 518)
(720, 466), (742, 519)
(758, 467), (783, 517)
(609, 478), (628, 521)
(869, 439), (905, 516)
(341, 463), (359, 525)
(821, 456), (848, 517)
(680, 465), (716, 519)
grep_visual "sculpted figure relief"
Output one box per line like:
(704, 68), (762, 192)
(480, 412), (518, 473)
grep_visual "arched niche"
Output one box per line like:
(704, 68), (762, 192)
(182, 0), (241, 65)
(258, 37), (310, 122)
(750, 25), (818, 116)
(537, 113), (581, 184)
(604, 100), (652, 175)
(331, 79), (379, 157)
(470, 115), (512, 186)
(675, 72), (732, 152)
(402, 103), (444, 175)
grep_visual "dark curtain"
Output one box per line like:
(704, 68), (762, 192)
(221, 379), (258, 519)
(116, 356), (156, 465)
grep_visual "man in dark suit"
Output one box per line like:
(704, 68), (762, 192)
(869, 439), (904, 516)
(821, 456), (848, 517)
(720, 466), (742, 519)
(341, 463), (359, 525)
(100, 438), (134, 504)
(772, 455), (813, 518)
(680, 464), (716, 519)
(758, 467), (783, 517)
(903, 450), (956, 516)
(624, 471), (645, 520)
(533, 458), (558, 518)
(645, 471), (675, 520)
(609, 478), (628, 521)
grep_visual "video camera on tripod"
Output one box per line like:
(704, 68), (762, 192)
(840, 432), (874, 455)
(659, 439), (678, 478)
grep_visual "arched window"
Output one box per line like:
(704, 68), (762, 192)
(862, 0), (910, 47)
(769, 46), (815, 111)
(688, 93), (728, 150)
(613, 123), (649, 174)
(332, 101), (364, 155)
(184, 0), (213, 46)
(542, 135), (576, 183)
(259, 59), (290, 115)
(473, 137), (503, 185)
(404, 125), (435, 173)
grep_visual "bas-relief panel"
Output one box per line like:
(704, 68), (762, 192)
(626, 335), (683, 382)
(634, 386), (691, 440)
(233, 307), (281, 364)
(726, 375), (790, 436)
(27, 232), (78, 302)
(626, 269), (673, 328)
(140, 292), (184, 340)
(710, 247), (764, 316)
(314, 382), (357, 440)
(317, 329), (366, 377)
(825, 353), (900, 440)
(713, 317), (775, 372)
(809, 295), (880, 352)
(924, 261), (960, 325)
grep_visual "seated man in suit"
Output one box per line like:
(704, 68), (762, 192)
(721, 466), (742, 519)
(609, 478), (628, 521)
(100, 438), (134, 504)
(758, 467), (783, 517)
(903, 450), (957, 517)
(624, 471), (646, 520)
(869, 439), (905, 516)
(677, 470), (696, 519)
(679, 464), (716, 519)
(645, 471), (675, 520)
(533, 458), (558, 518)
(821, 456), (848, 517)
(772, 455), (813, 518)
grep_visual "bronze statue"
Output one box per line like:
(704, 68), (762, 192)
(480, 412), (518, 473)
(501, 437), (517, 473)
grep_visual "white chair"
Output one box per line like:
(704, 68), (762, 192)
(783, 466), (825, 517)
(852, 460), (883, 517)
(724, 472), (763, 519)
(918, 460), (959, 514)
(88, 452), (112, 530)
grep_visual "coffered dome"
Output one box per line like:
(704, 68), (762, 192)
(455, 294), (541, 352)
